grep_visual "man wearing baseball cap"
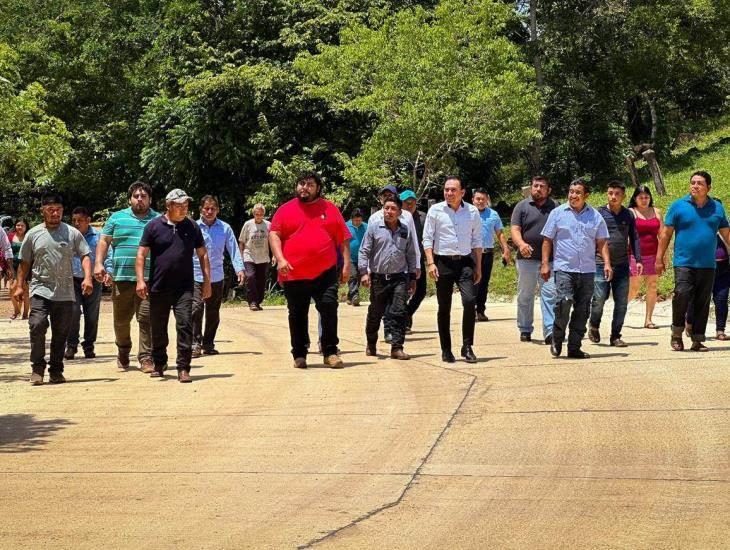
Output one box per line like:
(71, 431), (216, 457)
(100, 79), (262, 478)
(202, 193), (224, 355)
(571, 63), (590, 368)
(399, 189), (427, 331)
(136, 189), (212, 382)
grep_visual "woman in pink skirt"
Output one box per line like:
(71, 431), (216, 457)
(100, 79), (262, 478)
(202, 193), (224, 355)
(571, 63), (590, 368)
(628, 185), (663, 328)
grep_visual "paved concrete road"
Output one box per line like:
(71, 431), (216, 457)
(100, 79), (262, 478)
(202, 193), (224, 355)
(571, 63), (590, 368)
(1, 292), (728, 549)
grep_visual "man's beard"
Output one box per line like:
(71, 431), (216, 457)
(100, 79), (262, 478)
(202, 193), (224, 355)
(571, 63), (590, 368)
(297, 193), (316, 203)
(132, 202), (148, 213)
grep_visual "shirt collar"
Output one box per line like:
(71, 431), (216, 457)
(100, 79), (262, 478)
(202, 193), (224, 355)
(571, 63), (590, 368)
(197, 217), (221, 229)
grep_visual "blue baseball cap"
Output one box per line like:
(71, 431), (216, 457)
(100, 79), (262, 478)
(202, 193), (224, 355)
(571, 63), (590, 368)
(400, 190), (417, 201)
(380, 184), (398, 195)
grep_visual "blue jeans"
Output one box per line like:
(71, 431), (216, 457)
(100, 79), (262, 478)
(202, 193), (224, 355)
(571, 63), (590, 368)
(516, 260), (557, 339)
(589, 264), (630, 340)
(67, 278), (103, 353)
(553, 271), (594, 353)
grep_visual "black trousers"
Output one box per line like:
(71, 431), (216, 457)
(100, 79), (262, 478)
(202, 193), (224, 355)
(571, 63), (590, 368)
(475, 249), (494, 315)
(283, 266), (339, 359)
(29, 296), (73, 374)
(150, 289), (194, 371)
(435, 255), (477, 351)
(673, 267), (715, 342)
(244, 261), (269, 305)
(191, 280), (224, 351)
(366, 274), (408, 349)
(405, 258), (427, 329)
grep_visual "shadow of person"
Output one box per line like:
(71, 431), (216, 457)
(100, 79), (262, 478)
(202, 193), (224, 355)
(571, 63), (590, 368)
(0, 414), (75, 453)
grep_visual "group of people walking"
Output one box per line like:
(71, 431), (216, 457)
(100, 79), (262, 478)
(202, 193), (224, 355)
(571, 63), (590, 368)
(6, 169), (728, 384)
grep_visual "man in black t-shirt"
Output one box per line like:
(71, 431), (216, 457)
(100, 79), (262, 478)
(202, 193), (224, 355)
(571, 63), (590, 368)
(136, 189), (211, 382)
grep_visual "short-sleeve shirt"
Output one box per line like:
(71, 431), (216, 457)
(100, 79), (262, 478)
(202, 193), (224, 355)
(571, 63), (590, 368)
(510, 198), (557, 261)
(478, 207), (503, 249)
(664, 195), (730, 269)
(20, 223), (90, 301)
(346, 220), (368, 264)
(102, 207), (159, 281)
(238, 219), (271, 264)
(541, 203), (609, 274)
(140, 216), (205, 293)
(269, 198), (349, 282)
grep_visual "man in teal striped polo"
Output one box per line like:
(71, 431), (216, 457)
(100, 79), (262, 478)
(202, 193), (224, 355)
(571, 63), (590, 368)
(95, 181), (159, 372)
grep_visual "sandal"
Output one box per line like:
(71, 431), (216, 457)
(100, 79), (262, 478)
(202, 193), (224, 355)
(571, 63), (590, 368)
(9, 313), (18, 320)
(717, 332), (728, 341)
(644, 322), (659, 329)
(670, 336), (684, 352)
(690, 342), (709, 352)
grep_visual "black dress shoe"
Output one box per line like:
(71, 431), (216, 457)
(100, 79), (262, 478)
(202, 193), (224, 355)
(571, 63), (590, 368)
(83, 350), (96, 359)
(567, 349), (591, 359)
(441, 350), (456, 363)
(520, 332), (531, 342)
(550, 340), (562, 357)
(461, 345), (477, 363)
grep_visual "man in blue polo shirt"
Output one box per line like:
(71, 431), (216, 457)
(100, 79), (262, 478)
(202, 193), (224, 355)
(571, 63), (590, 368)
(657, 171), (730, 352)
(541, 178), (610, 359)
(345, 208), (367, 306)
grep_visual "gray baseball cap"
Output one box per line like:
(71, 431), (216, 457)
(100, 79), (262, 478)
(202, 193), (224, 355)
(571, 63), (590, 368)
(165, 189), (192, 204)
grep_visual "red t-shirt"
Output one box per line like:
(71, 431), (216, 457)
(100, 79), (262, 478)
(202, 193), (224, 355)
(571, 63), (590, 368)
(270, 198), (349, 282)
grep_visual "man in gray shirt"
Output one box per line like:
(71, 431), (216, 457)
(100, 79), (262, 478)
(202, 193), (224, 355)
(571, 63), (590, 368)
(358, 196), (417, 360)
(15, 193), (93, 385)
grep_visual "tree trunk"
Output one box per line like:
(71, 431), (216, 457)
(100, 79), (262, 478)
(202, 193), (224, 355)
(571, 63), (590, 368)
(643, 92), (658, 145)
(641, 149), (666, 196)
(624, 154), (639, 188)
(526, 0), (542, 174)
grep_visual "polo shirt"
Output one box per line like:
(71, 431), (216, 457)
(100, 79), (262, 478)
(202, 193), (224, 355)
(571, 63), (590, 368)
(422, 201), (482, 256)
(102, 207), (159, 281)
(510, 197), (557, 261)
(194, 218), (244, 283)
(72, 226), (102, 278)
(346, 220), (368, 264)
(269, 198), (349, 283)
(477, 207), (503, 249)
(541, 203), (609, 273)
(140, 215), (205, 293)
(594, 205), (641, 267)
(665, 194), (729, 269)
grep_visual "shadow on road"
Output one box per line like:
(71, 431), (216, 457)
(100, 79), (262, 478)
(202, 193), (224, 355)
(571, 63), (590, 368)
(0, 414), (74, 453)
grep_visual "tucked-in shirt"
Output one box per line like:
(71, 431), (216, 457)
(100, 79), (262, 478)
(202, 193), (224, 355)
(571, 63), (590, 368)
(346, 220), (368, 264)
(358, 217), (417, 276)
(541, 203), (609, 273)
(368, 209), (421, 265)
(0, 230), (12, 260)
(423, 201), (482, 256)
(72, 226), (100, 278)
(510, 198), (557, 261)
(194, 218), (244, 283)
(665, 194), (730, 269)
(238, 219), (271, 264)
(594, 205), (641, 267)
(102, 207), (159, 281)
(140, 216), (205, 293)
(477, 207), (503, 249)
(269, 198), (349, 283)
(20, 223), (90, 301)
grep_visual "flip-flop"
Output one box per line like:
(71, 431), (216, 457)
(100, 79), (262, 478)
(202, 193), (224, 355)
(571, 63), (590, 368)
(644, 322), (659, 329)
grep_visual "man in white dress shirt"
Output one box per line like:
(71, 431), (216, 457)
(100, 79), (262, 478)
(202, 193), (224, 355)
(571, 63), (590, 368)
(423, 176), (483, 363)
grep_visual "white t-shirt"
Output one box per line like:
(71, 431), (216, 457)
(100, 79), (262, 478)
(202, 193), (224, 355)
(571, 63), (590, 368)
(238, 219), (271, 264)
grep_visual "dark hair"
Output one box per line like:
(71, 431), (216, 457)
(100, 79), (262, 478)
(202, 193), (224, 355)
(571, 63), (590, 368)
(41, 193), (64, 206)
(531, 175), (550, 186)
(199, 195), (219, 208)
(607, 180), (626, 192)
(691, 170), (712, 187)
(128, 180), (153, 199)
(383, 195), (403, 209)
(444, 175), (463, 188)
(569, 178), (590, 194)
(295, 171), (323, 187)
(472, 187), (489, 197)
(14, 218), (30, 233)
(72, 206), (91, 218)
(629, 185), (654, 208)
(351, 208), (363, 218)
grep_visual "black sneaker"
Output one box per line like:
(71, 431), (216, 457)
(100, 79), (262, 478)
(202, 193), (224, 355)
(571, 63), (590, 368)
(520, 332), (531, 342)
(64, 348), (76, 360)
(83, 349), (96, 359)
(588, 327), (600, 343)
(544, 334), (553, 346)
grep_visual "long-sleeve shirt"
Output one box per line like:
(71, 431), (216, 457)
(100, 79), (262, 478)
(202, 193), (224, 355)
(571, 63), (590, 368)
(193, 218), (244, 283)
(358, 218), (417, 276)
(422, 201), (482, 256)
(0, 230), (12, 261)
(368, 209), (420, 265)
(541, 203), (609, 273)
(595, 205), (642, 267)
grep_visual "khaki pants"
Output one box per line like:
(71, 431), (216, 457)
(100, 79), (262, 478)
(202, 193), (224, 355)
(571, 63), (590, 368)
(112, 281), (151, 363)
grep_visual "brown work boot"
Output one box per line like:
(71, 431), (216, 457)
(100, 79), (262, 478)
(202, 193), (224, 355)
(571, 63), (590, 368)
(177, 370), (192, 383)
(324, 354), (344, 369)
(48, 372), (66, 384)
(293, 357), (307, 369)
(390, 348), (410, 360)
(139, 359), (155, 374)
(117, 351), (130, 370)
(191, 346), (202, 359)
(29, 373), (44, 386)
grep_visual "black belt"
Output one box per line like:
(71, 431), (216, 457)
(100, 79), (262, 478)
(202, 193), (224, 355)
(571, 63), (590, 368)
(436, 254), (469, 260)
(371, 272), (407, 281)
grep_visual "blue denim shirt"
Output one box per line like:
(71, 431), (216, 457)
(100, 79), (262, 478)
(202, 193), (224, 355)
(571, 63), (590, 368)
(541, 203), (609, 273)
(193, 218), (245, 283)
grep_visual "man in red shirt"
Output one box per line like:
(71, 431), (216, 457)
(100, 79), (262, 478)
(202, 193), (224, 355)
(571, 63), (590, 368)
(269, 172), (351, 369)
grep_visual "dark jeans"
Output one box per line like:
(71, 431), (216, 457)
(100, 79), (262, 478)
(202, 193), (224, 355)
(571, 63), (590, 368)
(553, 271), (594, 353)
(475, 249), (494, 315)
(244, 261), (269, 305)
(150, 289), (194, 371)
(406, 259), (427, 329)
(67, 278), (103, 353)
(674, 267), (715, 342)
(347, 264), (360, 301)
(191, 281), (223, 351)
(435, 255), (477, 351)
(29, 296), (74, 374)
(283, 266), (339, 359)
(589, 264), (630, 340)
(687, 263), (730, 332)
(366, 274), (408, 349)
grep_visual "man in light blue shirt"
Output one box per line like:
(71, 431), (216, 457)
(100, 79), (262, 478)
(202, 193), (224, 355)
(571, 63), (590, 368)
(541, 178), (610, 359)
(423, 176), (483, 363)
(345, 208), (367, 306)
(191, 195), (244, 357)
